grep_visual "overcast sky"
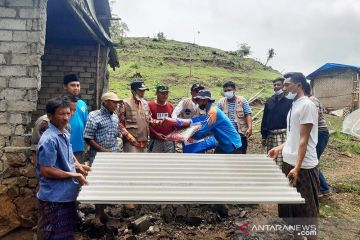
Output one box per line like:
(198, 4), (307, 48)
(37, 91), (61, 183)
(112, 0), (360, 75)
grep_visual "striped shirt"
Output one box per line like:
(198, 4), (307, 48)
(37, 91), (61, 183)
(309, 96), (328, 131)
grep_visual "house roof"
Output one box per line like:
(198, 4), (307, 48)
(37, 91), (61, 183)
(67, 0), (119, 69)
(307, 63), (360, 80)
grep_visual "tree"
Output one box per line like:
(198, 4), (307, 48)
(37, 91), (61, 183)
(236, 43), (251, 58)
(156, 32), (166, 41)
(265, 48), (276, 66)
(110, 20), (129, 44)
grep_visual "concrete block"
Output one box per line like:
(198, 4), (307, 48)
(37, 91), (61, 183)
(9, 113), (24, 124)
(7, 0), (34, 7)
(13, 31), (41, 42)
(71, 67), (84, 72)
(0, 54), (5, 64)
(7, 101), (36, 112)
(0, 19), (26, 30)
(131, 215), (151, 234)
(9, 78), (37, 89)
(0, 66), (27, 77)
(0, 42), (29, 54)
(0, 112), (6, 123)
(11, 54), (39, 65)
(0, 89), (26, 100)
(19, 8), (40, 19)
(0, 100), (6, 111)
(0, 77), (7, 88)
(0, 30), (12, 41)
(0, 7), (16, 18)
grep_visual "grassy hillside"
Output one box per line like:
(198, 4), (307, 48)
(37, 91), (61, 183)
(109, 37), (280, 103)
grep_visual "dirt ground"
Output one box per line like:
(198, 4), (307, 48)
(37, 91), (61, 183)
(3, 130), (360, 240)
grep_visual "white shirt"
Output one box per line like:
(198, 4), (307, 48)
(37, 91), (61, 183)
(171, 98), (198, 118)
(282, 96), (319, 169)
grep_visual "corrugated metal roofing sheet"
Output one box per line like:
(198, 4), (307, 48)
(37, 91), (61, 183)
(78, 153), (304, 204)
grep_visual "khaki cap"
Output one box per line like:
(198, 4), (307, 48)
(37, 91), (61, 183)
(101, 92), (121, 102)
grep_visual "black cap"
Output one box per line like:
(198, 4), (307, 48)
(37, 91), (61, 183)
(130, 81), (149, 91)
(63, 74), (79, 85)
(193, 89), (215, 101)
(191, 83), (205, 93)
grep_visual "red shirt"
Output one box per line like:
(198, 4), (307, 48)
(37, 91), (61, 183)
(148, 101), (174, 138)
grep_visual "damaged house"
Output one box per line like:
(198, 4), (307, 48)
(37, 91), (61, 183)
(0, 0), (118, 236)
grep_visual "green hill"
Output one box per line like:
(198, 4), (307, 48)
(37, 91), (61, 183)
(109, 37), (280, 102)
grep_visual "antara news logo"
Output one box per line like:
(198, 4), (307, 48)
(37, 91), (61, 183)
(234, 220), (317, 239)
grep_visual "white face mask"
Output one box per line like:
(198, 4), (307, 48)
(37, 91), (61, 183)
(286, 91), (297, 100)
(274, 89), (283, 95)
(135, 94), (143, 101)
(224, 91), (234, 99)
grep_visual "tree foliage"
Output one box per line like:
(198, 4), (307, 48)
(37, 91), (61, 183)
(265, 48), (276, 66)
(236, 43), (251, 58)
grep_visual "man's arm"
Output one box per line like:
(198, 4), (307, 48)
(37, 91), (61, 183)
(192, 107), (217, 139)
(287, 123), (313, 186)
(40, 166), (88, 185)
(85, 138), (110, 152)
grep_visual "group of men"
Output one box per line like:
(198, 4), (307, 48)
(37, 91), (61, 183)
(34, 72), (330, 239)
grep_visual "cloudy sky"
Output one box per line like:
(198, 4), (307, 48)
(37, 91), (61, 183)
(112, 0), (360, 75)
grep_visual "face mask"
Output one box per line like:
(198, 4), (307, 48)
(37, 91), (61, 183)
(274, 90), (283, 95)
(135, 94), (143, 101)
(199, 104), (207, 110)
(286, 92), (297, 100)
(224, 91), (234, 99)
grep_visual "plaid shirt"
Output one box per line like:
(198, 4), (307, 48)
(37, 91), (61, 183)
(84, 105), (121, 159)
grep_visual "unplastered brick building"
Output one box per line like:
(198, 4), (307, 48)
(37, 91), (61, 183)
(0, 0), (118, 236)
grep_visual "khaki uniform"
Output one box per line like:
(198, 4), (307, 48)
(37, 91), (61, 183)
(179, 98), (203, 119)
(123, 97), (151, 152)
(218, 96), (249, 135)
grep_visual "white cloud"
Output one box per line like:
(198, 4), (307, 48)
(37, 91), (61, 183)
(112, 0), (360, 74)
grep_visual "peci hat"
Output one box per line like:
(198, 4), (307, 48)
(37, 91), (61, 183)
(193, 89), (215, 102)
(130, 81), (149, 91)
(101, 92), (121, 102)
(156, 84), (169, 92)
(63, 74), (79, 85)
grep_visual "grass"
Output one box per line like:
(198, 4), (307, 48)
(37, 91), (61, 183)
(109, 37), (280, 103)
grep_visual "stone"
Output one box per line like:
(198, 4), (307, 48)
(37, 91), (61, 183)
(19, 187), (33, 196)
(27, 178), (38, 188)
(0, 77), (7, 88)
(213, 204), (229, 218)
(0, 192), (21, 238)
(2, 167), (20, 178)
(146, 225), (160, 235)
(175, 205), (187, 223)
(21, 166), (36, 178)
(13, 195), (38, 227)
(7, 186), (20, 199)
(7, 0), (34, 7)
(5, 152), (27, 167)
(9, 114), (24, 124)
(187, 208), (202, 226)
(105, 218), (121, 235)
(18, 176), (28, 187)
(10, 136), (29, 147)
(0, 112), (6, 123)
(11, 53), (39, 65)
(0, 124), (12, 136)
(82, 217), (106, 239)
(0, 100), (6, 111)
(160, 205), (174, 223)
(131, 215), (152, 234)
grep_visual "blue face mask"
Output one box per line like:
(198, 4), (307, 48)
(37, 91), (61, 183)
(286, 92), (297, 100)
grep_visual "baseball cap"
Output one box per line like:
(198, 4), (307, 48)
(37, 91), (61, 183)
(101, 92), (121, 102)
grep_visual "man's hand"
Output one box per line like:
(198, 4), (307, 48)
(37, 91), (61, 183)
(261, 139), (267, 147)
(287, 167), (300, 187)
(268, 146), (281, 159)
(76, 164), (91, 176)
(245, 128), (252, 138)
(157, 133), (167, 141)
(131, 141), (142, 148)
(73, 173), (89, 185)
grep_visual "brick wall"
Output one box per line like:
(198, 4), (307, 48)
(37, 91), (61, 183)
(0, 0), (47, 236)
(32, 43), (99, 121)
